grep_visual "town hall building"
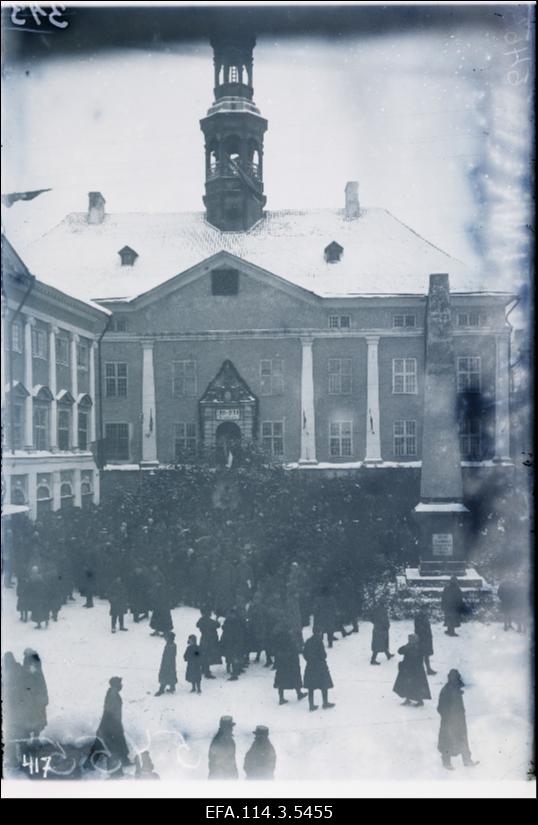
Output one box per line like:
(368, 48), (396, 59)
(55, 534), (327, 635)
(15, 31), (514, 487)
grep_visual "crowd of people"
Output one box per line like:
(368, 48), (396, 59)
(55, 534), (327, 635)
(1, 468), (529, 780)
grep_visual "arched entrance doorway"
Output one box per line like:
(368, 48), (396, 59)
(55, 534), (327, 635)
(216, 421), (241, 467)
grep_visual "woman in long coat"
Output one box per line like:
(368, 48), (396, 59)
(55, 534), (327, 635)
(21, 648), (49, 737)
(149, 583), (173, 637)
(196, 609), (221, 678)
(370, 602), (394, 664)
(437, 669), (478, 769)
(441, 577), (465, 636)
(302, 630), (335, 711)
(414, 606), (436, 675)
(92, 677), (131, 770)
(155, 632), (177, 695)
(393, 634), (431, 707)
(184, 634), (203, 693)
(273, 630), (306, 704)
(27, 567), (50, 629)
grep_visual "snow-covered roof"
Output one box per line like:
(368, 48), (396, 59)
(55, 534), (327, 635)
(22, 207), (488, 303)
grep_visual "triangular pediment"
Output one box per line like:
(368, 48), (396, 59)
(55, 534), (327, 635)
(200, 359), (257, 405)
(129, 250), (320, 309)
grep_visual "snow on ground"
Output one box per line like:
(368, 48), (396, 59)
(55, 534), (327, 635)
(1, 587), (532, 784)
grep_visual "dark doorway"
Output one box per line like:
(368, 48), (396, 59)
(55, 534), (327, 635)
(216, 421), (241, 467)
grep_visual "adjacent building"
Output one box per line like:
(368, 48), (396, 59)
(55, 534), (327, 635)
(1, 234), (108, 518)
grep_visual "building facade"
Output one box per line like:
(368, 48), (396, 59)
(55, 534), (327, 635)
(2, 235), (108, 518)
(16, 31), (515, 480)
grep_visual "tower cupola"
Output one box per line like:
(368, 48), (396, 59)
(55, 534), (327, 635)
(200, 29), (267, 231)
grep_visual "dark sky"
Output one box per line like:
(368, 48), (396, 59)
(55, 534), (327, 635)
(2, 3), (511, 62)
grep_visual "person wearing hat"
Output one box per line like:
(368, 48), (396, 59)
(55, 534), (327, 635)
(437, 670), (478, 770)
(244, 725), (276, 780)
(183, 633), (203, 694)
(302, 629), (335, 711)
(88, 677), (132, 772)
(155, 632), (178, 696)
(208, 716), (238, 779)
(392, 633), (432, 707)
(414, 604), (437, 675)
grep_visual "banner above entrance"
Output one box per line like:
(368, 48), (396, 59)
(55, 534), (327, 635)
(216, 408), (241, 421)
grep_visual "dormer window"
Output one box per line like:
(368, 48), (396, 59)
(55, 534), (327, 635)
(118, 246), (138, 266)
(324, 241), (344, 263)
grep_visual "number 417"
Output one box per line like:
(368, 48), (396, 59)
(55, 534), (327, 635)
(22, 754), (53, 778)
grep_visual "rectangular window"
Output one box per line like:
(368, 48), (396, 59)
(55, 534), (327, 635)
(105, 423), (129, 461)
(328, 358), (352, 394)
(460, 418), (481, 459)
(211, 269), (239, 296)
(260, 359), (284, 396)
(12, 403), (23, 449)
(32, 327), (47, 359)
(328, 315), (351, 329)
(261, 421), (284, 457)
(174, 422), (197, 459)
(458, 312), (481, 327)
(393, 420), (417, 456)
(77, 341), (89, 371)
(393, 314), (416, 328)
(78, 411), (88, 450)
(105, 362), (128, 398)
(172, 360), (197, 397)
(56, 337), (69, 366)
(11, 321), (23, 353)
(329, 420), (353, 457)
(58, 408), (70, 450)
(33, 405), (49, 450)
(114, 317), (127, 332)
(457, 356), (481, 393)
(392, 358), (417, 394)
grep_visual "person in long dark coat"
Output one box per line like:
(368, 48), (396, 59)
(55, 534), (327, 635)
(302, 630), (335, 711)
(2, 652), (25, 767)
(392, 634), (432, 707)
(27, 567), (50, 629)
(108, 576), (129, 633)
(244, 725), (276, 779)
(221, 608), (247, 681)
(90, 677), (131, 771)
(437, 669), (478, 770)
(414, 605), (437, 675)
(155, 632), (178, 695)
(16, 571), (30, 622)
(273, 629), (307, 704)
(370, 602), (394, 664)
(441, 576), (465, 636)
(149, 583), (173, 637)
(208, 715), (238, 779)
(21, 648), (49, 737)
(196, 609), (221, 678)
(313, 587), (338, 648)
(184, 634), (203, 694)
(129, 566), (151, 623)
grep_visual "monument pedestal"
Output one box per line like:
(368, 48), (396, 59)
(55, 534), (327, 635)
(413, 502), (469, 576)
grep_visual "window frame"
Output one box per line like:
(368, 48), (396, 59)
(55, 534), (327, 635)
(105, 362), (128, 398)
(393, 419), (417, 457)
(261, 420), (285, 457)
(33, 403), (50, 450)
(260, 358), (284, 396)
(457, 356), (481, 393)
(328, 315), (351, 329)
(329, 420), (353, 458)
(392, 357), (418, 395)
(78, 411), (89, 450)
(77, 340), (89, 372)
(459, 417), (482, 459)
(393, 314), (416, 329)
(12, 402), (24, 449)
(11, 321), (23, 353)
(173, 422), (197, 459)
(31, 327), (47, 359)
(105, 422), (130, 461)
(57, 407), (71, 451)
(172, 360), (197, 398)
(328, 358), (352, 395)
(56, 336), (69, 366)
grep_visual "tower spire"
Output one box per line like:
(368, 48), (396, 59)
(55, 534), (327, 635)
(200, 29), (268, 231)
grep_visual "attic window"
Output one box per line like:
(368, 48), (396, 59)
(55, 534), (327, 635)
(324, 241), (344, 263)
(118, 246), (138, 266)
(211, 268), (239, 296)
(113, 317), (127, 332)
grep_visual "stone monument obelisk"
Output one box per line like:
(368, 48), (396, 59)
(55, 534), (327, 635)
(414, 273), (469, 578)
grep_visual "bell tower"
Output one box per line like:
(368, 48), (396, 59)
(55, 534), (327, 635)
(200, 29), (268, 231)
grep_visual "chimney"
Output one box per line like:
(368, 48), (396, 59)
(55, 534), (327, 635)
(344, 181), (360, 220)
(88, 192), (106, 225)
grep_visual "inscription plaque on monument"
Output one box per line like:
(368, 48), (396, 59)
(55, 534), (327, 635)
(432, 533), (454, 557)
